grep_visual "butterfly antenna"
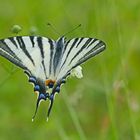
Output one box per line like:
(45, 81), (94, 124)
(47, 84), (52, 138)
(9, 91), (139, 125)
(62, 24), (82, 37)
(47, 23), (60, 35)
(32, 97), (41, 122)
(46, 95), (54, 122)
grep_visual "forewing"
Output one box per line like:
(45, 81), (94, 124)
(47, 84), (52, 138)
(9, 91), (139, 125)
(56, 37), (106, 81)
(0, 36), (55, 80)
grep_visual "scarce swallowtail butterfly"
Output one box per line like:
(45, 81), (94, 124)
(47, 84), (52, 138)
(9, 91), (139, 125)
(0, 36), (106, 121)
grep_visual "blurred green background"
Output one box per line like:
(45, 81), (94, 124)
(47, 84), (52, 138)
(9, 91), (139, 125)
(0, 0), (140, 139)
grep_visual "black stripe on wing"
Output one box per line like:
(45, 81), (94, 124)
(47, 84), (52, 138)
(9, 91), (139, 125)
(0, 49), (27, 69)
(16, 36), (35, 66)
(8, 37), (18, 48)
(37, 37), (44, 58)
(29, 36), (35, 47)
(75, 37), (84, 48)
(0, 40), (27, 69)
(53, 37), (64, 74)
(62, 39), (71, 54)
(48, 38), (55, 75)
(72, 40), (105, 68)
(69, 38), (97, 64)
(60, 38), (79, 69)
(37, 37), (47, 77)
(0, 40), (20, 61)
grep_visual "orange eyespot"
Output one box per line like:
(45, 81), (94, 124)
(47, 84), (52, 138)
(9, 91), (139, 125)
(45, 79), (56, 86)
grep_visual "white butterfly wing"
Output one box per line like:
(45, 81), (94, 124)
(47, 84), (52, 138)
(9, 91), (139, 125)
(55, 37), (106, 81)
(0, 36), (106, 82)
(0, 36), (55, 80)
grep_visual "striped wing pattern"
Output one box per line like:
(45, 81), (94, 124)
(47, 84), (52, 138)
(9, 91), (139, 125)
(0, 36), (55, 81)
(55, 37), (106, 81)
(0, 36), (106, 82)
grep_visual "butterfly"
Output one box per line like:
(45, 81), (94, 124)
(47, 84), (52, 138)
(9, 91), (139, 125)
(0, 36), (106, 121)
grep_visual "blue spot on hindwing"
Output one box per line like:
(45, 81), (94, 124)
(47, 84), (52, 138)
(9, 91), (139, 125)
(55, 86), (60, 93)
(39, 93), (46, 100)
(29, 77), (36, 84)
(34, 85), (40, 91)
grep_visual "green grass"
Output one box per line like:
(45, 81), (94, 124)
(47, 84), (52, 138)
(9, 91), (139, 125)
(0, 0), (140, 139)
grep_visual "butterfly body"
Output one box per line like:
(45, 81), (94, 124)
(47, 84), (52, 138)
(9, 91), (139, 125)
(0, 35), (106, 120)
